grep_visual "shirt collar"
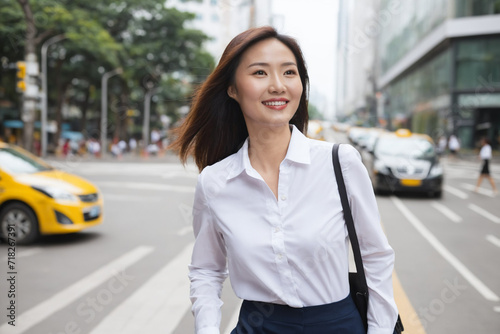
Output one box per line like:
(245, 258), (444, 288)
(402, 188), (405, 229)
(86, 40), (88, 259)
(226, 124), (311, 180)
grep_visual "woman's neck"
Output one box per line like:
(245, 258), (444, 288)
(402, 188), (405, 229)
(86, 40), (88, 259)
(247, 124), (292, 173)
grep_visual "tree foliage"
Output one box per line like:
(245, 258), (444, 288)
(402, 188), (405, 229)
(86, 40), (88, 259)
(0, 0), (214, 151)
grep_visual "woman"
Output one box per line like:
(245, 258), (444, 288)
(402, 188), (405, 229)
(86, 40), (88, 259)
(475, 138), (497, 194)
(170, 26), (398, 333)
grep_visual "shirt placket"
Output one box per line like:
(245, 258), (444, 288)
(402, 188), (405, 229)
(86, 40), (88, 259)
(270, 161), (301, 306)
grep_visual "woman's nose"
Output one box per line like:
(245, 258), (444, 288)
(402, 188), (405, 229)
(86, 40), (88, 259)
(268, 74), (286, 93)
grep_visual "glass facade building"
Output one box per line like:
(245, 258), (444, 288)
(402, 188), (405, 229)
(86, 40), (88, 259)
(378, 0), (500, 149)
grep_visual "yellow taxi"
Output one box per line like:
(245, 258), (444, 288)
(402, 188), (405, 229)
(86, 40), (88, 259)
(307, 120), (325, 141)
(364, 129), (443, 197)
(0, 142), (103, 244)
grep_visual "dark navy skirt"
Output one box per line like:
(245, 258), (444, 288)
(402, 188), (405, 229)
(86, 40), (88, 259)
(481, 159), (490, 175)
(230, 294), (365, 334)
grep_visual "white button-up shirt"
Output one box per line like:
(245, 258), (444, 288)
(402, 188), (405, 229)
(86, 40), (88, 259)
(480, 144), (492, 160)
(189, 125), (398, 334)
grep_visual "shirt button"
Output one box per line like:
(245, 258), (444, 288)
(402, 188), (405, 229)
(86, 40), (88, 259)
(277, 253), (283, 260)
(274, 227), (280, 233)
(280, 195), (287, 201)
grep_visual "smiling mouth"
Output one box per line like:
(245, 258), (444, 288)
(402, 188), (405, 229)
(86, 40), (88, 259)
(262, 101), (288, 106)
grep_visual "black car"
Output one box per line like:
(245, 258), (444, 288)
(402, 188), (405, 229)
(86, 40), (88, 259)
(364, 129), (443, 197)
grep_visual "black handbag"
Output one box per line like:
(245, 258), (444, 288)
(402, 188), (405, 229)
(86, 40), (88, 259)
(332, 143), (404, 333)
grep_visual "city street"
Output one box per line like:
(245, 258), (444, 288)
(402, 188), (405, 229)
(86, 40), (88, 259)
(1, 134), (500, 334)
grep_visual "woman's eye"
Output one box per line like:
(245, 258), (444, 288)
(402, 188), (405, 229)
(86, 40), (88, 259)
(284, 70), (296, 75)
(253, 70), (266, 75)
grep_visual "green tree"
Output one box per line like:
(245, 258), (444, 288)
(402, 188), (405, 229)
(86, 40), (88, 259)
(308, 103), (324, 120)
(0, 0), (214, 153)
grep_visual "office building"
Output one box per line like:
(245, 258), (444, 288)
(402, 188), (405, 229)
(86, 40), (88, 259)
(377, 0), (500, 148)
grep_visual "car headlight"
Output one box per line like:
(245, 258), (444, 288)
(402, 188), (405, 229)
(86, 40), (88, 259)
(429, 164), (443, 177)
(374, 160), (389, 174)
(32, 186), (79, 202)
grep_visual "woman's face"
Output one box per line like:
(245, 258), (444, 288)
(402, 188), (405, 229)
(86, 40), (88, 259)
(228, 38), (303, 131)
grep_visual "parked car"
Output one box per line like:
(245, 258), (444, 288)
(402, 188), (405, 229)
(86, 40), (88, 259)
(347, 126), (369, 147)
(0, 142), (103, 244)
(307, 120), (325, 141)
(364, 129), (443, 197)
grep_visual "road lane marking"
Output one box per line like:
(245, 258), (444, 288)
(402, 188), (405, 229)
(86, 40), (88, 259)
(392, 271), (427, 334)
(486, 235), (500, 248)
(103, 194), (163, 202)
(177, 225), (193, 236)
(468, 204), (500, 224)
(0, 246), (154, 333)
(431, 202), (463, 223)
(89, 243), (193, 334)
(98, 181), (195, 193)
(391, 196), (500, 302)
(494, 306), (500, 313)
(223, 299), (243, 334)
(443, 185), (468, 199)
(461, 183), (495, 197)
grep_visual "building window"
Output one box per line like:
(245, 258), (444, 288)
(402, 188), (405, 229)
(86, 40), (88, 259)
(456, 36), (500, 90)
(455, 0), (500, 17)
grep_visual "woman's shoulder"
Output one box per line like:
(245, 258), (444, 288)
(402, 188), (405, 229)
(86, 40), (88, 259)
(308, 139), (359, 157)
(199, 150), (240, 182)
(307, 139), (360, 167)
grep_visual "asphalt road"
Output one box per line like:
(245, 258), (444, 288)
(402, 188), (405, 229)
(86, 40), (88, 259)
(0, 131), (499, 334)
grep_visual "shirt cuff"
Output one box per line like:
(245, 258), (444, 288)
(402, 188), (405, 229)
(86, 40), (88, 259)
(368, 326), (394, 334)
(197, 327), (220, 334)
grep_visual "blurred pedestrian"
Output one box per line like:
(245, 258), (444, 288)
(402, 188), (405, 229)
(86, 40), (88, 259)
(448, 134), (460, 158)
(62, 139), (70, 157)
(170, 26), (398, 333)
(437, 135), (447, 156)
(475, 137), (497, 194)
(110, 137), (122, 158)
(118, 139), (127, 154)
(129, 137), (137, 154)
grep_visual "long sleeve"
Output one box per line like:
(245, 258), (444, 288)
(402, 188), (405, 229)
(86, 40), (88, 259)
(188, 173), (228, 334)
(340, 144), (398, 334)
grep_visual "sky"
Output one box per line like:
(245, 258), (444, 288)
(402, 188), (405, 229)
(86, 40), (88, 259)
(271, 0), (338, 120)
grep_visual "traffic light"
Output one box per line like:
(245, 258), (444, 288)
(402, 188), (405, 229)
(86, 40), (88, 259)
(16, 61), (27, 92)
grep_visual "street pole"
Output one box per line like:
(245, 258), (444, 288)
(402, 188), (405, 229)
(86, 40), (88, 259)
(142, 88), (156, 150)
(41, 34), (66, 157)
(100, 68), (122, 158)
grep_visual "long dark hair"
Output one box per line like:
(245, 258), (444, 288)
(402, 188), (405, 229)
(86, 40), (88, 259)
(169, 26), (310, 171)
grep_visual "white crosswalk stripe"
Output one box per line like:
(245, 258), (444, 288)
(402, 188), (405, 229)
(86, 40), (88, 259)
(391, 196), (500, 302)
(49, 161), (198, 178)
(99, 181), (195, 193)
(89, 243), (194, 334)
(486, 235), (500, 248)
(431, 202), (463, 223)
(443, 184), (468, 199)
(461, 183), (496, 197)
(0, 246), (154, 334)
(469, 204), (500, 224)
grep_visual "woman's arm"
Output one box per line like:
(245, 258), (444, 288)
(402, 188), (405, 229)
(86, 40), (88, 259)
(340, 144), (399, 334)
(189, 173), (228, 334)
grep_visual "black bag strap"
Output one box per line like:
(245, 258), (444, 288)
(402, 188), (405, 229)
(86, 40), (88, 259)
(332, 143), (368, 288)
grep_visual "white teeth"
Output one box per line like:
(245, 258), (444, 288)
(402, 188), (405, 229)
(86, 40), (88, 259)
(263, 101), (287, 106)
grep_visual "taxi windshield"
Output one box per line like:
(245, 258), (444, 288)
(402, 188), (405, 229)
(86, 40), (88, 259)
(0, 147), (53, 174)
(375, 137), (435, 159)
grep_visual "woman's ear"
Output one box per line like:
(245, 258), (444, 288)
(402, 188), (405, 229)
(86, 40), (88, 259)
(227, 85), (238, 101)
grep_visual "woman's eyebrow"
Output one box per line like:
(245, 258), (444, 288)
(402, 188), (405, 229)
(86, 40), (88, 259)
(247, 61), (297, 68)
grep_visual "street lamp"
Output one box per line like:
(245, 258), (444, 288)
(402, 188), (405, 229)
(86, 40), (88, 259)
(100, 67), (122, 158)
(142, 87), (157, 150)
(41, 34), (66, 157)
